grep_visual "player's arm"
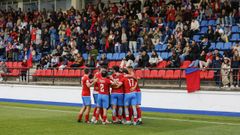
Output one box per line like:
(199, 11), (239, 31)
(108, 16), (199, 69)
(115, 81), (123, 88)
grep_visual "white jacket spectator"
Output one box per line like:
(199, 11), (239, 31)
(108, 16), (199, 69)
(190, 19), (200, 31)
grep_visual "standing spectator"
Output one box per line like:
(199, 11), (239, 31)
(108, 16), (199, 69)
(190, 19), (200, 38)
(85, 55), (96, 68)
(212, 55), (222, 87)
(21, 60), (28, 82)
(49, 26), (57, 49)
(0, 62), (8, 81)
(231, 50), (240, 87)
(121, 28), (128, 53)
(221, 57), (231, 88)
(129, 27), (138, 53)
(149, 51), (162, 67)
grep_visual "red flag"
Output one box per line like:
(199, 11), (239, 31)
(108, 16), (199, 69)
(185, 68), (200, 93)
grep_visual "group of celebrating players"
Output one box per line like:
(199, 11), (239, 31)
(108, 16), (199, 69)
(77, 66), (142, 125)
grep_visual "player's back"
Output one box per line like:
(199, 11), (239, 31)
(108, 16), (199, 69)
(97, 77), (111, 95)
(123, 77), (137, 94)
(81, 75), (90, 96)
(111, 73), (124, 94)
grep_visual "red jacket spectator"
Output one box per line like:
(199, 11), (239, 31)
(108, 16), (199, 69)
(166, 7), (176, 22)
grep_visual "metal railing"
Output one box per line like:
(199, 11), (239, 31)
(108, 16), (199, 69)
(0, 67), (239, 90)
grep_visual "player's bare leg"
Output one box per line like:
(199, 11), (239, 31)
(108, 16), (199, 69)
(111, 105), (118, 123)
(77, 106), (86, 122)
(93, 107), (100, 124)
(91, 107), (97, 122)
(118, 106), (123, 124)
(132, 105), (138, 125)
(136, 105), (143, 124)
(102, 108), (108, 125)
(84, 106), (91, 123)
(124, 106), (131, 125)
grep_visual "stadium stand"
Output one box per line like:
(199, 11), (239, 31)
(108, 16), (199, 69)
(0, 0), (239, 89)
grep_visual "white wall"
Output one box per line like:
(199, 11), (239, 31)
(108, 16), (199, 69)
(0, 84), (240, 113)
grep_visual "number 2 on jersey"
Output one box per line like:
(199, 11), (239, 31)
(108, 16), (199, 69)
(100, 84), (104, 92)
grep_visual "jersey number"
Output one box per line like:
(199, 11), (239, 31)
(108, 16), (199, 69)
(100, 84), (104, 92)
(128, 79), (134, 87)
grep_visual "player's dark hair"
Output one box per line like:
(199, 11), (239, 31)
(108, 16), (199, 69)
(112, 66), (120, 73)
(84, 68), (90, 74)
(88, 74), (94, 79)
(101, 70), (108, 77)
(122, 68), (129, 74)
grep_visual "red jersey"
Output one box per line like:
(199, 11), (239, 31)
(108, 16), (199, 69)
(81, 75), (91, 96)
(97, 77), (112, 95)
(128, 71), (141, 93)
(123, 77), (137, 94)
(94, 72), (102, 92)
(111, 73), (124, 94)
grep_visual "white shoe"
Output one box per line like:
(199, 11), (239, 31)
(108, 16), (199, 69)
(230, 85), (235, 88)
(125, 121), (132, 125)
(0, 78), (3, 81)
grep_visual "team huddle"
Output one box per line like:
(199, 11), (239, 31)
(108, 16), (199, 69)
(77, 66), (142, 125)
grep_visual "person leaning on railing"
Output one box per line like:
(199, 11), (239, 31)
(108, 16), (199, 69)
(0, 61), (8, 81)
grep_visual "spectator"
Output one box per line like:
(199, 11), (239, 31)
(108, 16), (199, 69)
(0, 62), (8, 81)
(121, 28), (128, 53)
(85, 55), (96, 68)
(70, 53), (84, 68)
(199, 51), (213, 69)
(168, 50), (180, 68)
(190, 18), (200, 38)
(21, 60), (28, 82)
(120, 51), (135, 68)
(212, 55), (222, 87)
(98, 54), (109, 67)
(221, 57), (231, 88)
(149, 51), (162, 67)
(137, 50), (149, 68)
(231, 49), (240, 87)
(207, 25), (214, 41)
(129, 27), (138, 53)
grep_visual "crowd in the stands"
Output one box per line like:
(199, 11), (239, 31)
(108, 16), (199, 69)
(0, 0), (239, 86)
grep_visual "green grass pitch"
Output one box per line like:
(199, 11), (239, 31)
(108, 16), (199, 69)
(0, 102), (240, 135)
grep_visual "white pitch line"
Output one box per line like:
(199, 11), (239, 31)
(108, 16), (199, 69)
(0, 105), (240, 126)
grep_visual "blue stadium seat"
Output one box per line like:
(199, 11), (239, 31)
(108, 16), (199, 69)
(208, 20), (216, 26)
(200, 20), (208, 27)
(209, 43), (216, 50)
(216, 42), (224, 50)
(219, 51), (224, 56)
(232, 26), (239, 33)
(107, 53), (113, 60)
(161, 52), (168, 60)
(82, 53), (88, 60)
(147, 52), (152, 57)
(112, 53), (119, 60)
(230, 34), (239, 41)
(155, 45), (161, 51)
(193, 35), (201, 42)
(200, 27), (208, 34)
(159, 44), (167, 52)
(119, 53), (125, 59)
(223, 42), (232, 50)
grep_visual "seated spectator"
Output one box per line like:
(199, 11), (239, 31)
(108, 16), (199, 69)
(149, 51), (162, 67)
(50, 55), (59, 68)
(137, 50), (150, 68)
(120, 51), (135, 68)
(85, 55), (96, 68)
(232, 42), (240, 53)
(180, 42), (191, 62)
(70, 53), (84, 68)
(221, 57), (231, 88)
(199, 51), (213, 69)
(167, 50), (180, 68)
(98, 54), (109, 67)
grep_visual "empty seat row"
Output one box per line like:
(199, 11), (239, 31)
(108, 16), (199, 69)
(1, 69), (20, 77)
(135, 69), (214, 80)
(33, 69), (83, 77)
